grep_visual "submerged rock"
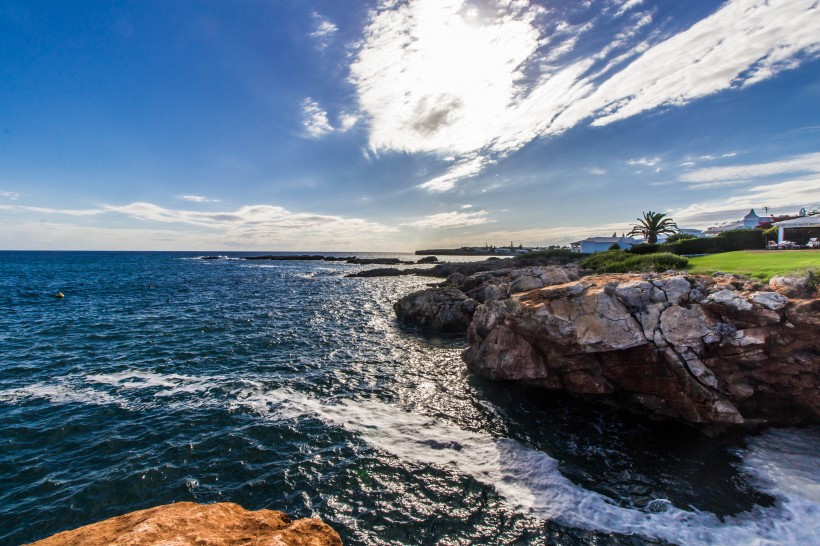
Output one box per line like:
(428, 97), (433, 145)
(27, 502), (342, 546)
(462, 272), (819, 428)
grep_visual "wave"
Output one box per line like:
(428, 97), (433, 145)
(3, 370), (818, 545)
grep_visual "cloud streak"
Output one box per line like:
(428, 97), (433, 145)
(1, 201), (398, 250)
(351, 0), (820, 191)
(404, 209), (491, 229)
(680, 152), (820, 184)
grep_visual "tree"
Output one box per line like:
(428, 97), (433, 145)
(627, 211), (678, 244)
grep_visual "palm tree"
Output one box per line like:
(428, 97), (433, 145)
(627, 211), (678, 244)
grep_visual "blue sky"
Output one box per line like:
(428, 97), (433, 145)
(1, 0), (819, 251)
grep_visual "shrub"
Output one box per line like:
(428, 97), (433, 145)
(720, 228), (766, 250)
(609, 243), (621, 250)
(523, 248), (577, 259)
(627, 243), (660, 255)
(580, 250), (688, 273)
(663, 229), (766, 255)
(665, 233), (698, 244)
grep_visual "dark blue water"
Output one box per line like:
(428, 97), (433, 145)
(1, 252), (817, 545)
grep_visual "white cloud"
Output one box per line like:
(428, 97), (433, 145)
(419, 155), (492, 192)
(627, 157), (661, 167)
(0, 204), (104, 216)
(0, 191), (19, 201)
(586, 167), (607, 175)
(680, 151), (820, 184)
(301, 99), (358, 138)
(674, 176), (820, 226)
(351, 0), (820, 190)
(0, 201), (397, 250)
(309, 12), (338, 50)
(404, 209), (491, 229)
(338, 113), (359, 131)
(181, 195), (220, 203)
(301, 98), (334, 138)
(614, 0), (645, 18)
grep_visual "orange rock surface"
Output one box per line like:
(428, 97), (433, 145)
(27, 502), (342, 546)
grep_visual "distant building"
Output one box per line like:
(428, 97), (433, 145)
(570, 236), (641, 254)
(704, 209), (772, 236)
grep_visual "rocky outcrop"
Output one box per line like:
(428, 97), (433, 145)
(28, 502), (342, 546)
(394, 288), (478, 332)
(463, 272), (819, 428)
(393, 266), (581, 332)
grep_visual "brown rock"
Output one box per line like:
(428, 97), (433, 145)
(393, 287), (478, 332)
(27, 502), (342, 546)
(463, 273), (820, 428)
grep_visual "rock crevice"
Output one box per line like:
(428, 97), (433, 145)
(457, 271), (818, 428)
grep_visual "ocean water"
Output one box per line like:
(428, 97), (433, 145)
(0, 251), (817, 546)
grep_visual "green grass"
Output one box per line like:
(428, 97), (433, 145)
(687, 250), (820, 280)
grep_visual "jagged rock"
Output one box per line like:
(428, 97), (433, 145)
(346, 267), (413, 277)
(416, 255), (439, 264)
(463, 273), (820, 428)
(27, 502), (342, 546)
(393, 288), (478, 332)
(770, 274), (816, 297)
(751, 291), (789, 310)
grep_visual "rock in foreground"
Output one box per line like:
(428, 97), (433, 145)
(463, 273), (819, 428)
(28, 502), (342, 546)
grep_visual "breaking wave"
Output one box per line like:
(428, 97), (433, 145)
(4, 370), (817, 545)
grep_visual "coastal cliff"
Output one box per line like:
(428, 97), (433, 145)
(395, 266), (819, 428)
(27, 502), (342, 546)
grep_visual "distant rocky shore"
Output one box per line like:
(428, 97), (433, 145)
(27, 502), (342, 546)
(392, 259), (819, 430)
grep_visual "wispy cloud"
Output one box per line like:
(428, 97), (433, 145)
(627, 157), (661, 167)
(0, 191), (19, 201)
(351, 0), (820, 191)
(0, 204), (104, 216)
(586, 167), (607, 175)
(1, 201), (397, 249)
(680, 151), (820, 185)
(301, 98), (334, 138)
(309, 12), (338, 50)
(301, 98), (358, 138)
(419, 155), (492, 192)
(181, 195), (220, 203)
(404, 209), (491, 229)
(674, 176), (820, 226)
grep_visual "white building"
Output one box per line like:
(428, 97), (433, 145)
(773, 215), (820, 243)
(570, 236), (641, 254)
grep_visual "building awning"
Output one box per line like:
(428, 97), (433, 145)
(774, 215), (820, 228)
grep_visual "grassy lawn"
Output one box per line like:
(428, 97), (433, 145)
(687, 250), (820, 280)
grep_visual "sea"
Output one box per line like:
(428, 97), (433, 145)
(0, 251), (817, 546)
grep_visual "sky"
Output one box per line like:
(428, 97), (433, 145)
(1, 0), (820, 251)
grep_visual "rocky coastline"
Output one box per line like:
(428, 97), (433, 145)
(393, 260), (819, 430)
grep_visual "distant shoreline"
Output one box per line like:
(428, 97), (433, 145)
(414, 249), (499, 256)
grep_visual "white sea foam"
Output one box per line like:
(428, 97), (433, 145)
(0, 383), (125, 407)
(85, 370), (218, 397)
(238, 387), (820, 545)
(5, 370), (819, 545)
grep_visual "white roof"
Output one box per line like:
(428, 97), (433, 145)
(774, 215), (820, 227)
(578, 237), (641, 243)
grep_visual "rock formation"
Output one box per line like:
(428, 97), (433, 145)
(393, 266), (580, 332)
(27, 502), (342, 546)
(394, 287), (478, 332)
(462, 272), (819, 428)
